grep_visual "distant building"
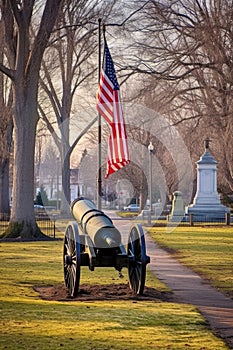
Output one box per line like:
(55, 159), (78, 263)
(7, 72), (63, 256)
(36, 165), (85, 203)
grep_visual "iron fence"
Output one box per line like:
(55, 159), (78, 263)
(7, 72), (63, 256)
(0, 213), (56, 238)
(1, 212), (232, 238)
(142, 212), (233, 227)
(167, 213), (232, 226)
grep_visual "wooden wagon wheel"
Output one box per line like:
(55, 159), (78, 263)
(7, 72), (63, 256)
(63, 222), (81, 297)
(127, 223), (149, 295)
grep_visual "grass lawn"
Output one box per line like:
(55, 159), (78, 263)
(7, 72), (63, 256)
(149, 225), (233, 298)
(0, 238), (230, 350)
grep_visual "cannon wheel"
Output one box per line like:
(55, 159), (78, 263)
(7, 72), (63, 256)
(63, 222), (81, 297)
(127, 224), (147, 295)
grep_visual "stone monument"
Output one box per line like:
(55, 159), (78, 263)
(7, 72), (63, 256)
(187, 138), (230, 220)
(169, 191), (185, 222)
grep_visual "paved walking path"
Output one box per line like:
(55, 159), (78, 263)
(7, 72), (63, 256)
(146, 234), (233, 349)
(108, 212), (233, 349)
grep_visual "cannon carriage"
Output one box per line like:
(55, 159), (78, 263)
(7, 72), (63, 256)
(63, 197), (150, 297)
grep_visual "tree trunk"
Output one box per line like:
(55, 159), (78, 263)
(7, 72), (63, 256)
(5, 90), (43, 239)
(61, 153), (71, 215)
(58, 112), (71, 215)
(0, 159), (10, 215)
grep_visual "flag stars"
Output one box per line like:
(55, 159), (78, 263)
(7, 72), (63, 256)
(104, 47), (119, 90)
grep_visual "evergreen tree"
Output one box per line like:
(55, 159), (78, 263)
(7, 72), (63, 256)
(35, 185), (48, 206)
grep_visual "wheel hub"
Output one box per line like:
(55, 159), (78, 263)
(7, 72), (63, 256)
(65, 254), (72, 265)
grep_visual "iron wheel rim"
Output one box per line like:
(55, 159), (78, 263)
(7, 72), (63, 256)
(127, 224), (147, 295)
(63, 222), (81, 297)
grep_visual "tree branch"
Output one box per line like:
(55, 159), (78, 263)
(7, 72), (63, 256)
(0, 63), (15, 80)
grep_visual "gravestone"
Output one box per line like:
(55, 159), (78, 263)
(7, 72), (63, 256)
(169, 191), (185, 222)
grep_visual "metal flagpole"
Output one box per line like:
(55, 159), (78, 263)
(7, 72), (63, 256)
(97, 18), (102, 210)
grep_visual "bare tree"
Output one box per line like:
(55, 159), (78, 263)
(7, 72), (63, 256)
(121, 0), (233, 195)
(0, 0), (63, 238)
(37, 0), (119, 214)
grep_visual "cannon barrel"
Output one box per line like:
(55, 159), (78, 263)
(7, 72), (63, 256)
(71, 197), (122, 248)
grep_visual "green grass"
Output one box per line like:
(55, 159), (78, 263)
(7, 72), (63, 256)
(149, 226), (233, 298)
(0, 239), (230, 349)
(116, 211), (139, 218)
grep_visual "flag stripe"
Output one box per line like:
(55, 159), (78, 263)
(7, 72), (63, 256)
(96, 39), (130, 178)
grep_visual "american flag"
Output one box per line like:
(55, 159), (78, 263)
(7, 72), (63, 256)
(96, 39), (130, 178)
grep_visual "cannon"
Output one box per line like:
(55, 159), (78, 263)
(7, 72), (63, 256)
(63, 197), (150, 297)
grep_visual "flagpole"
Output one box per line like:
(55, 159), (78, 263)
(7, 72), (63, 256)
(97, 18), (102, 210)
